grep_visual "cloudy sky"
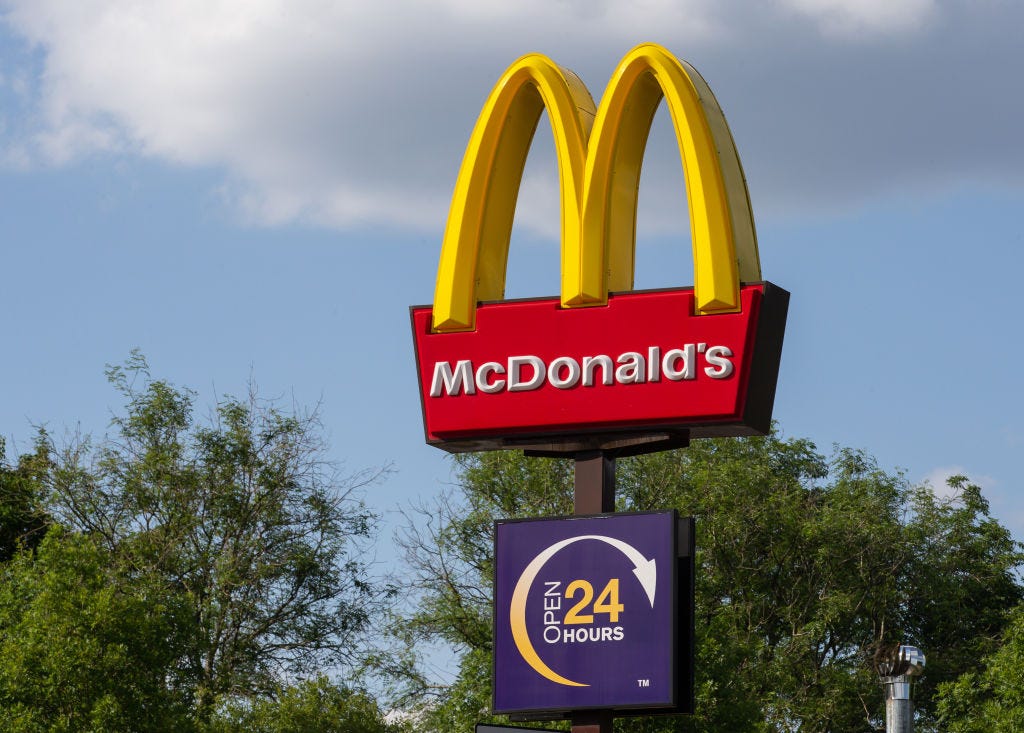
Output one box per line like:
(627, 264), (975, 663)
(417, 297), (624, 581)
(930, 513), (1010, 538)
(2, 1), (1023, 548)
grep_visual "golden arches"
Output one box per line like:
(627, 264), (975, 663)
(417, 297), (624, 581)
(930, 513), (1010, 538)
(432, 43), (760, 332)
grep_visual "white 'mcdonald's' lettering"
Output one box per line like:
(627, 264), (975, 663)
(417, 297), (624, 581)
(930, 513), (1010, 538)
(429, 344), (734, 397)
(430, 360), (475, 397)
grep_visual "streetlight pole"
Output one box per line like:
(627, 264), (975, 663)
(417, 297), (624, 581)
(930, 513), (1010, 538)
(878, 645), (926, 733)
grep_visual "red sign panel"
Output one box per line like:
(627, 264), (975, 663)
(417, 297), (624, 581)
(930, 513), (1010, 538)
(411, 282), (787, 452)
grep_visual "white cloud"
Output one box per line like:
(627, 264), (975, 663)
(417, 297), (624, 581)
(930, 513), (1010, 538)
(921, 465), (996, 501)
(780, 0), (936, 37)
(920, 464), (1024, 540)
(1, 0), (1022, 233)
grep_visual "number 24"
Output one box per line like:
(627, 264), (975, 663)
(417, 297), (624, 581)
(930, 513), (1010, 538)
(564, 578), (623, 624)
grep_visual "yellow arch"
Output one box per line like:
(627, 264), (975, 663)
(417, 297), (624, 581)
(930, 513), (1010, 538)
(574, 43), (760, 311)
(431, 54), (595, 332)
(432, 43), (760, 332)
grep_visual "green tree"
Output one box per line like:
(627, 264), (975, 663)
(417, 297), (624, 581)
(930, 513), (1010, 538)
(40, 353), (390, 721)
(0, 527), (196, 732)
(388, 452), (573, 730)
(0, 435), (50, 562)
(392, 432), (1022, 733)
(936, 603), (1024, 732)
(208, 676), (407, 733)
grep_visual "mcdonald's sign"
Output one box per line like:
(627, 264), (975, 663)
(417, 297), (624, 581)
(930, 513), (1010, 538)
(411, 44), (788, 453)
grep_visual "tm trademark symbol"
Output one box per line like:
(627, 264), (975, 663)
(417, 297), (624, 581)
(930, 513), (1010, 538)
(637, 679), (650, 688)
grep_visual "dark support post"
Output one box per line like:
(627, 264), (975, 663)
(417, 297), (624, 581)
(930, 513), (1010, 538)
(572, 450), (616, 733)
(571, 710), (614, 733)
(573, 450), (615, 514)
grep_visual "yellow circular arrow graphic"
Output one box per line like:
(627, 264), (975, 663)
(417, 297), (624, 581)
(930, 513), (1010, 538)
(508, 535), (657, 687)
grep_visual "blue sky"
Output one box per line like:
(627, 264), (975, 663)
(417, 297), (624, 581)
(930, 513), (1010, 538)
(2, 0), (1023, 554)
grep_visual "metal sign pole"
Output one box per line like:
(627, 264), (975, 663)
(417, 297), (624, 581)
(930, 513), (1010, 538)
(571, 710), (614, 733)
(574, 450), (615, 514)
(572, 450), (616, 733)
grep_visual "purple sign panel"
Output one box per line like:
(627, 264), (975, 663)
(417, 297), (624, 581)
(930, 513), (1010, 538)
(493, 512), (679, 714)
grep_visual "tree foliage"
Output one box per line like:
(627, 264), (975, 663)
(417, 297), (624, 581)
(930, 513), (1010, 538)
(392, 432), (1023, 733)
(207, 676), (408, 733)
(0, 435), (50, 562)
(0, 527), (196, 731)
(0, 353), (390, 726)
(936, 602), (1024, 732)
